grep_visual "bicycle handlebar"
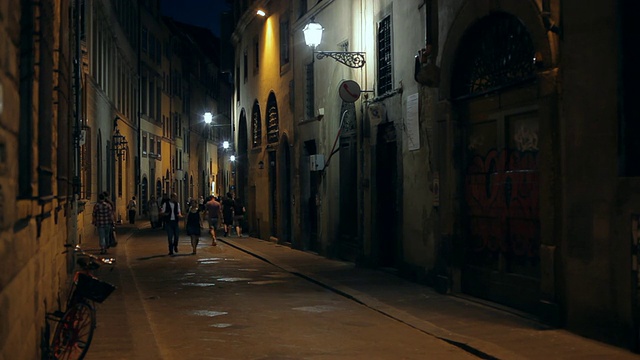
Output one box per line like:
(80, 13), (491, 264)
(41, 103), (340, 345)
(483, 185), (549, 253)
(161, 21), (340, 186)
(64, 244), (116, 266)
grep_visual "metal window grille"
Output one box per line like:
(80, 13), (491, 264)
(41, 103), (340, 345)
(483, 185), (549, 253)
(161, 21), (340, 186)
(452, 12), (535, 98)
(377, 16), (392, 95)
(252, 102), (262, 147)
(267, 91), (280, 144)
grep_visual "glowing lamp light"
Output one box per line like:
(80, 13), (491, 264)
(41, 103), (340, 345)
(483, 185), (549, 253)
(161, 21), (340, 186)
(303, 21), (324, 48)
(204, 112), (213, 124)
(230, 155), (236, 162)
(223, 141), (230, 149)
(256, 9), (266, 17)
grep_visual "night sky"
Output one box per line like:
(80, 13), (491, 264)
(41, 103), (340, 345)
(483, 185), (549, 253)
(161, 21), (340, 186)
(160, 0), (231, 37)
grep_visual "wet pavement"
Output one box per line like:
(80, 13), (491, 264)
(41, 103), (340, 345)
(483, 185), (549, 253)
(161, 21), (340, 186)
(78, 222), (640, 359)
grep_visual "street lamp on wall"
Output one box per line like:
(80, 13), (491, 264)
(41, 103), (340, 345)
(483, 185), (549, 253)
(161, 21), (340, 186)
(303, 20), (366, 68)
(112, 117), (128, 159)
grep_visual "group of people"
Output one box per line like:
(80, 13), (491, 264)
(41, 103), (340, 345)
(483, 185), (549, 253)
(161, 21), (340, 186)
(146, 192), (246, 256)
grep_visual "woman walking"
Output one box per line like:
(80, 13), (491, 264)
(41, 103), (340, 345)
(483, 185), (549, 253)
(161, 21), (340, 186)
(185, 199), (202, 254)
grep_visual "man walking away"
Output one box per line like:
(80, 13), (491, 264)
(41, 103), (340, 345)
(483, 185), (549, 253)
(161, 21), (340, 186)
(93, 193), (115, 254)
(161, 193), (183, 255)
(205, 195), (221, 246)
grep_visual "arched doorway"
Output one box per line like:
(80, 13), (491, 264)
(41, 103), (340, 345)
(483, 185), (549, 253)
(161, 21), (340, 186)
(237, 110), (248, 209)
(266, 92), (280, 239)
(453, 12), (541, 313)
(338, 102), (359, 261)
(376, 121), (398, 267)
(279, 134), (292, 244)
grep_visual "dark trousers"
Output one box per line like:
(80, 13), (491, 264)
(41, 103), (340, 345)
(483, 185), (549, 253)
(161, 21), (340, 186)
(165, 220), (179, 252)
(128, 210), (136, 224)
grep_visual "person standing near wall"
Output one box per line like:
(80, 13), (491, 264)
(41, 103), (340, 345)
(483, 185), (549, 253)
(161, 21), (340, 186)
(127, 196), (137, 224)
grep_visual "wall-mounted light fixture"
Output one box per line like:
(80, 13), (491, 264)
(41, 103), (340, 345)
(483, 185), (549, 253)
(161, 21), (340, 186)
(112, 117), (128, 159)
(256, 9), (266, 17)
(303, 20), (366, 68)
(203, 112), (233, 128)
(258, 160), (264, 170)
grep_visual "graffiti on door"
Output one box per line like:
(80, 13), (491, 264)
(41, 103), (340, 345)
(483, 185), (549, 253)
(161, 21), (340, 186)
(465, 148), (540, 269)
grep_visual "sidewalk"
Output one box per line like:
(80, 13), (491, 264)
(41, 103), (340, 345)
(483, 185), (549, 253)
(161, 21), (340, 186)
(219, 235), (640, 360)
(82, 223), (640, 359)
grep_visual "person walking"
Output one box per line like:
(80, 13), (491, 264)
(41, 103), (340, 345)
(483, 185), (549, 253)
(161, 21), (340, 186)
(198, 195), (205, 223)
(221, 192), (235, 237)
(185, 199), (202, 254)
(127, 196), (137, 224)
(92, 193), (115, 254)
(103, 191), (118, 247)
(233, 196), (246, 237)
(204, 195), (221, 246)
(161, 192), (183, 255)
(148, 195), (160, 228)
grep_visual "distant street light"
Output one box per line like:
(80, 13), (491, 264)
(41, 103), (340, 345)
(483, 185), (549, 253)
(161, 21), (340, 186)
(204, 112), (213, 124)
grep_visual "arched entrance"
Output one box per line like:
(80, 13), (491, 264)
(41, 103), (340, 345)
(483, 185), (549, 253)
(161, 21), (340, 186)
(279, 134), (292, 244)
(266, 92), (280, 239)
(376, 121), (398, 267)
(338, 103), (359, 260)
(453, 12), (541, 313)
(237, 110), (248, 210)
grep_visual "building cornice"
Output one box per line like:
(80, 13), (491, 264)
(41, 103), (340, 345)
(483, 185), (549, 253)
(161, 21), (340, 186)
(230, 0), (271, 45)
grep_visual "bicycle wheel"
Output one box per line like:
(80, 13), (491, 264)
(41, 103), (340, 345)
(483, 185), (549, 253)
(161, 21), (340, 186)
(51, 302), (96, 360)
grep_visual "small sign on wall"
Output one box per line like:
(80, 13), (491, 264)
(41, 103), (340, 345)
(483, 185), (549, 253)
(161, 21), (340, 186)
(310, 154), (325, 171)
(406, 93), (420, 151)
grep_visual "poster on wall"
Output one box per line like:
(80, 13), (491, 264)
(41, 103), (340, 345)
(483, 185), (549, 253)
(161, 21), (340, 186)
(406, 93), (420, 151)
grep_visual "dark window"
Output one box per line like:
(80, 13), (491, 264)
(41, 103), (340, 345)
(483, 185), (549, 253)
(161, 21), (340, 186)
(298, 0), (307, 19)
(254, 38), (259, 73)
(305, 62), (315, 120)
(142, 26), (148, 52)
(243, 50), (248, 83)
(377, 15), (392, 95)
(19, 0), (35, 198)
(452, 12), (535, 98)
(280, 19), (290, 67)
(236, 66), (240, 100)
(38, 0), (54, 197)
(142, 133), (147, 156)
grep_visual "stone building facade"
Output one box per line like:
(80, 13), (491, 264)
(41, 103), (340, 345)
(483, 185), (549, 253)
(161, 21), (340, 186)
(230, 0), (640, 350)
(0, 1), (231, 357)
(0, 0), (73, 358)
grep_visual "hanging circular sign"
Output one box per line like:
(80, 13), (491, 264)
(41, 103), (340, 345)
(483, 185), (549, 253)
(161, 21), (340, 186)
(338, 80), (361, 103)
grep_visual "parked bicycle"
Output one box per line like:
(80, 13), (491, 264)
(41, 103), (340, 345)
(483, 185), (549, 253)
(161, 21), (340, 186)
(47, 244), (116, 360)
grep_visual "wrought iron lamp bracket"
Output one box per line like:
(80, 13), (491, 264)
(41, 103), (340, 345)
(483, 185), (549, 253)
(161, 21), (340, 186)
(315, 51), (366, 68)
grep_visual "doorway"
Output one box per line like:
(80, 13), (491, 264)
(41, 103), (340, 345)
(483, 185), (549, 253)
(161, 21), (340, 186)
(376, 122), (398, 267)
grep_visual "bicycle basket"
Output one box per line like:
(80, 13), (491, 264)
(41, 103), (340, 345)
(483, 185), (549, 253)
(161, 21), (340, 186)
(75, 273), (116, 303)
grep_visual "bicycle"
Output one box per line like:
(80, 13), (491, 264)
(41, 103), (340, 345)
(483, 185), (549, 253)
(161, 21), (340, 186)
(47, 245), (116, 360)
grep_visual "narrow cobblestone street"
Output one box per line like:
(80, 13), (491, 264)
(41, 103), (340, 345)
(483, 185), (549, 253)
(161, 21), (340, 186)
(77, 224), (640, 360)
